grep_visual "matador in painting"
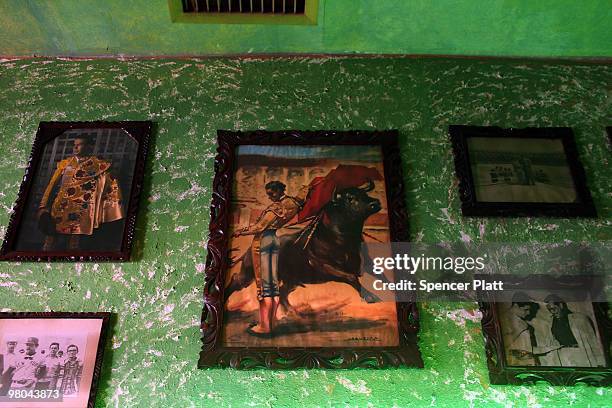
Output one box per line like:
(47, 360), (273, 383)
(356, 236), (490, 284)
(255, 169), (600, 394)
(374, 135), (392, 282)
(37, 137), (124, 251)
(233, 181), (307, 336)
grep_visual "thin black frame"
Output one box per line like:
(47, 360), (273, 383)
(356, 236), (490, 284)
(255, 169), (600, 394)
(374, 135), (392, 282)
(478, 275), (612, 386)
(449, 125), (597, 217)
(0, 312), (111, 408)
(0, 121), (153, 261)
(198, 129), (423, 369)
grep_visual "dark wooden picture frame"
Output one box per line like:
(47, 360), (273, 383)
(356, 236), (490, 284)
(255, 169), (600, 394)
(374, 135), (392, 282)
(449, 126), (597, 217)
(198, 130), (422, 369)
(0, 121), (153, 261)
(479, 287), (611, 386)
(0, 312), (111, 408)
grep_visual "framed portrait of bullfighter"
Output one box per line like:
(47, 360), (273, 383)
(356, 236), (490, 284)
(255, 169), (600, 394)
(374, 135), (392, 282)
(0, 312), (110, 408)
(198, 130), (423, 369)
(0, 121), (152, 261)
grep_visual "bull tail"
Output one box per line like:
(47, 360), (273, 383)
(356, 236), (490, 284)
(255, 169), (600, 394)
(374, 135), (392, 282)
(228, 246), (245, 267)
(225, 248), (255, 299)
(228, 248), (244, 268)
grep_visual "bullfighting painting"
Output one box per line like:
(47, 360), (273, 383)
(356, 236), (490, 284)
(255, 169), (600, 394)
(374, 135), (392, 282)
(222, 145), (399, 348)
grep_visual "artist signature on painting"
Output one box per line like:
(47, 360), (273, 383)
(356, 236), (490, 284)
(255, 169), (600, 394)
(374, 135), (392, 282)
(346, 336), (381, 342)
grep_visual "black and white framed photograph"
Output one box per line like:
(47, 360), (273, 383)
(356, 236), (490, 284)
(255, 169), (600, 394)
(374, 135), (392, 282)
(480, 288), (611, 386)
(0, 312), (110, 408)
(0, 121), (152, 261)
(500, 292), (606, 368)
(449, 126), (597, 217)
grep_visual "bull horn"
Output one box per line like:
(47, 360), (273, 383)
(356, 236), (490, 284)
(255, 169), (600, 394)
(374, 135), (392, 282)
(359, 180), (375, 192)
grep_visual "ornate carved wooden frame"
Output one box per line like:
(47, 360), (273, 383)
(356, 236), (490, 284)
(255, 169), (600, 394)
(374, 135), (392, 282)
(0, 121), (153, 261)
(479, 280), (611, 386)
(449, 125), (597, 217)
(0, 312), (111, 407)
(198, 130), (423, 369)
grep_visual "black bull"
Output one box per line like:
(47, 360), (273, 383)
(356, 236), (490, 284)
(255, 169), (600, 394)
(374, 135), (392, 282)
(225, 182), (384, 313)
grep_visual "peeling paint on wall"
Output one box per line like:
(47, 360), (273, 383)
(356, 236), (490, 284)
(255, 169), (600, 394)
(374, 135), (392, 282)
(0, 57), (610, 407)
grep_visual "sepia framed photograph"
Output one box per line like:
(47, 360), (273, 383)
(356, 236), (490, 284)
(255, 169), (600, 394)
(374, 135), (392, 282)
(198, 130), (422, 369)
(480, 287), (611, 386)
(449, 126), (597, 217)
(0, 121), (152, 261)
(0, 312), (110, 408)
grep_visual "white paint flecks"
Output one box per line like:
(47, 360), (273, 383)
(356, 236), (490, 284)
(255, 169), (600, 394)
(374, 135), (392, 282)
(160, 304), (175, 322)
(336, 377), (372, 396)
(460, 231), (472, 244)
(445, 309), (483, 327)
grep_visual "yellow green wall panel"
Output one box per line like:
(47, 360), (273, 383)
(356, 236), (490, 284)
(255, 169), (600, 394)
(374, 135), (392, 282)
(0, 0), (610, 57)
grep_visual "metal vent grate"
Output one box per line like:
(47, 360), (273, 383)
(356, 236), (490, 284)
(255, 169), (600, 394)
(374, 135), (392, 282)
(181, 0), (306, 14)
(169, 0), (317, 25)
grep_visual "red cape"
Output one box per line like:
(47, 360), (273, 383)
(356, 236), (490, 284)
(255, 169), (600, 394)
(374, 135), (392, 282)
(298, 165), (382, 222)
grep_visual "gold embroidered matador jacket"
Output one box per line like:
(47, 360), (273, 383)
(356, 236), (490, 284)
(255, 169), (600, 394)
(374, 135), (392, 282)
(39, 156), (124, 235)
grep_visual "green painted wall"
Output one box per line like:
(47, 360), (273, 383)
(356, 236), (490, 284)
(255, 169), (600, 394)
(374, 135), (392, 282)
(0, 0), (611, 57)
(0, 56), (611, 407)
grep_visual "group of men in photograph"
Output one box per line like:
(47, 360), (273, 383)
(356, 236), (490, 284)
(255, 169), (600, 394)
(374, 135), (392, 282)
(506, 293), (606, 367)
(0, 337), (83, 396)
